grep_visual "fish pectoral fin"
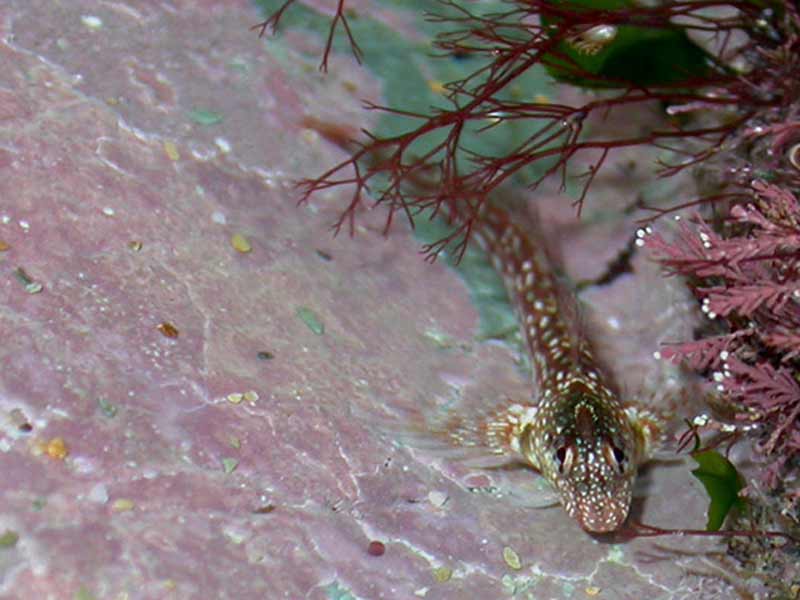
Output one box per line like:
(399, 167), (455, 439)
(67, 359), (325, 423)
(499, 476), (560, 509)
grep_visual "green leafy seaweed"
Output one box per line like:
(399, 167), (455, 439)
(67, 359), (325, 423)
(541, 0), (715, 88)
(690, 449), (746, 531)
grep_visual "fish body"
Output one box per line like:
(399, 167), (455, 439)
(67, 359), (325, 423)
(444, 201), (659, 532)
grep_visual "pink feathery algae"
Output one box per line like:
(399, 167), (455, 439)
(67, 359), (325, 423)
(645, 180), (800, 488)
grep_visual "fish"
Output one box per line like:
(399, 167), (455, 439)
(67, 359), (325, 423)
(437, 200), (661, 533)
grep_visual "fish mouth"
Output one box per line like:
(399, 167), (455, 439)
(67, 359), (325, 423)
(563, 487), (631, 533)
(578, 511), (627, 533)
(574, 499), (630, 533)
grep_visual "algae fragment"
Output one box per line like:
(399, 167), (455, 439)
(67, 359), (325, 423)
(0, 530), (18, 548)
(503, 545), (522, 570)
(14, 267), (43, 294)
(74, 586), (97, 600)
(97, 397), (117, 418)
(323, 581), (357, 600)
(297, 307), (324, 335)
(112, 498), (135, 512)
(163, 140), (180, 161)
(227, 393), (244, 404)
(231, 233), (252, 253)
(188, 108), (223, 125)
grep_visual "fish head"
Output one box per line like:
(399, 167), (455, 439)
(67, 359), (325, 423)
(532, 384), (637, 533)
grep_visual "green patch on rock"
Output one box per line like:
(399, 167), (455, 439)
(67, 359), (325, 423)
(323, 580), (358, 600)
(411, 213), (518, 343)
(0, 530), (18, 548)
(253, 0), (555, 182)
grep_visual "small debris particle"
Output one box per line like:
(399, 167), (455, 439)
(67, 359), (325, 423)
(423, 328), (454, 349)
(211, 210), (227, 225)
(228, 435), (241, 449)
(157, 322), (179, 338)
(222, 525), (248, 546)
(87, 483), (109, 504)
(128, 241), (142, 252)
(432, 566), (452, 583)
(503, 546), (522, 570)
(428, 80), (446, 94)
(252, 504), (275, 514)
(102, 207), (115, 217)
(243, 390), (259, 404)
(0, 240), (8, 251)
(221, 457), (239, 474)
(585, 586), (601, 596)
(367, 540), (385, 556)
(10, 408), (32, 432)
(301, 128), (318, 144)
(0, 530), (19, 548)
(31, 497), (46, 511)
(231, 233), (252, 253)
(46, 437), (69, 460)
(188, 108), (223, 125)
(214, 137), (231, 153)
(315, 249), (332, 261)
(428, 490), (448, 508)
(163, 140), (180, 161)
(226, 393), (244, 404)
(97, 397), (117, 418)
(256, 351), (274, 360)
(111, 498), (135, 512)
(80, 15), (103, 29)
(296, 307), (324, 335)
(14, 267), (43, 294)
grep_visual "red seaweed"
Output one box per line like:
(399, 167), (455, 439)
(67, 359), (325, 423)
(256, 0), (794, 260)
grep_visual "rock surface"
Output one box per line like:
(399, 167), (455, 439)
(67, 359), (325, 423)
(0, 1), (752, 599)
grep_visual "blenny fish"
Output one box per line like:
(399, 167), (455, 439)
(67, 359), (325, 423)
(438, 200), (660, 533)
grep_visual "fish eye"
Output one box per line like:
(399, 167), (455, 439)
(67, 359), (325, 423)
(789, 142), (799, 171)
(606, 444), (627, 474)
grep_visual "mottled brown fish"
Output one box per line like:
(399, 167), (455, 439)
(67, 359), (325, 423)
(442, 201), (660, 532)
